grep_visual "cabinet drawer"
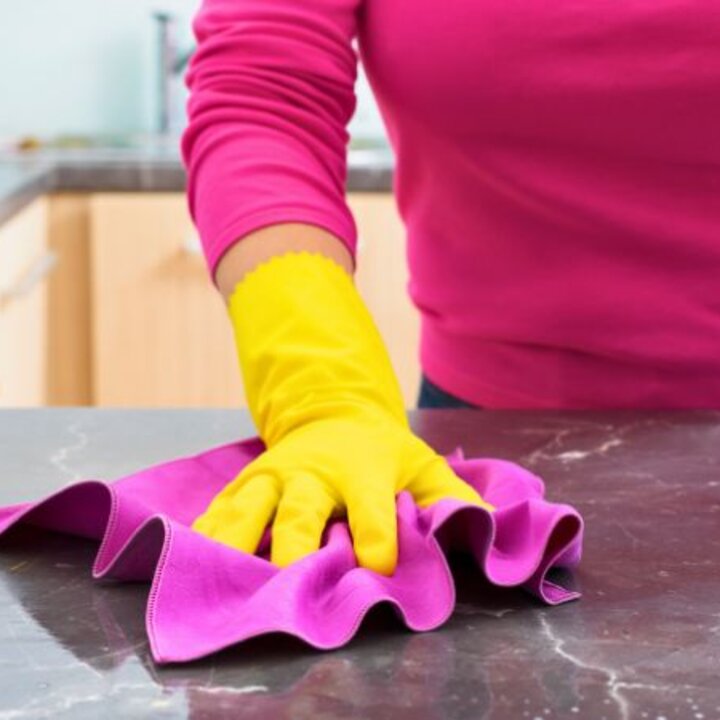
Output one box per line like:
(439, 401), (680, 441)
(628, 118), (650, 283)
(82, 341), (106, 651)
(0, 199), (49, 406)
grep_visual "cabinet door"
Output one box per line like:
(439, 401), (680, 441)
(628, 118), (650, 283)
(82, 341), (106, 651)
(90, 192), (419, 408)
(0, 199), (49, 406)
(46, 194), (92, 405)
(90, 193), (245, 408)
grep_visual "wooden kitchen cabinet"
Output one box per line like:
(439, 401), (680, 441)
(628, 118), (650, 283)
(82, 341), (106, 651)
(0, 198), (50, 406)
(88, 192), (420, 408)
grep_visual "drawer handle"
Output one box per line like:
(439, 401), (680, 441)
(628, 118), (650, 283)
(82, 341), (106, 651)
(182, 233), (203, 255)
(0, 250), (57, 308)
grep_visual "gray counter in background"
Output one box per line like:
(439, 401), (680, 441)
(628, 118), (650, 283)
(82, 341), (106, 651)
(0, 141), (394, 226)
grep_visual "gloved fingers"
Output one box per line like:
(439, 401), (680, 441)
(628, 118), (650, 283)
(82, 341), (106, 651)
(270, 474), (336, 568)
(191, 509), (217, 536)
(409, 453), (495, 512)
(202, 473), (281, 555)
(191, 466), (253, 536)
(344, 482), (399, 576)
(191, 455), (264, 525)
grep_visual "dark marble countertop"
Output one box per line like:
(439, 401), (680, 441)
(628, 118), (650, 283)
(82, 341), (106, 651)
(0, 141), (394, 226)
(1, 408), (719, 719)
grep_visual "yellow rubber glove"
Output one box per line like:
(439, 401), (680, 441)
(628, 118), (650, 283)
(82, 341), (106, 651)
(192, 251), (495, 575)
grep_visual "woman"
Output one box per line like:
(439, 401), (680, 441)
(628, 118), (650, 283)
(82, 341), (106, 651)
(181, 0), (720, 575)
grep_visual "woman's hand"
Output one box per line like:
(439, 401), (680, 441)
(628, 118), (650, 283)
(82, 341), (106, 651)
(194, 411), (493, 575)
(192, 250), (494, 575)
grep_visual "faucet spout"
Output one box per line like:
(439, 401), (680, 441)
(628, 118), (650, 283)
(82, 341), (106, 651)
(153, 12), (193, 135)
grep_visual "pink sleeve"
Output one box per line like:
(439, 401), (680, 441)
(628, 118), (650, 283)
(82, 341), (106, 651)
(180, 0), (362, 278)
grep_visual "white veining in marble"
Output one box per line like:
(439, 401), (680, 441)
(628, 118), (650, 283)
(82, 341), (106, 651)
(192, 685), (269, 695)
(453, 603), (515, 618)
(48, 422), (88, 485)
(517, 419), (669, 467)
(539, 612), (664, 720)
(555, 438), (624, 463)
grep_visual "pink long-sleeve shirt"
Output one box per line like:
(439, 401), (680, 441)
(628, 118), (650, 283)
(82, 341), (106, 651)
(181, 0), (720, 409)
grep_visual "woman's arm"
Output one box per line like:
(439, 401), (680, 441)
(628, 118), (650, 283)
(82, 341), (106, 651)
(181, 0), (361, 284)
(181, 0), (495, 574)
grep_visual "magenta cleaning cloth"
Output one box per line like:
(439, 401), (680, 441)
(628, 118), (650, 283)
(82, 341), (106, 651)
(0, 438), (584, 664)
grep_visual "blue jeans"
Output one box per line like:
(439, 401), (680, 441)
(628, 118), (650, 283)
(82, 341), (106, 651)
(417, 375), (480, 409)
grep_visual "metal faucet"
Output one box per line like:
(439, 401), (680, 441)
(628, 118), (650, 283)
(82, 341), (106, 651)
(154, 12), (193, 135)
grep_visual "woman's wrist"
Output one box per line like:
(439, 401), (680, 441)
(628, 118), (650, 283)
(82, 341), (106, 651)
(214, 222), (354, 301)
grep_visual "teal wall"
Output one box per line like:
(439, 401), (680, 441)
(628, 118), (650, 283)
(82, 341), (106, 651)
(0, 1), (385, 142)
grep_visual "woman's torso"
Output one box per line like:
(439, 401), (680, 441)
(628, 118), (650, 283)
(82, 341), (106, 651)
(357, 1), (720, 408)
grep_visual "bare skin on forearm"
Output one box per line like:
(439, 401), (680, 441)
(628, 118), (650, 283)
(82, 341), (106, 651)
(214, 222), (355, 302)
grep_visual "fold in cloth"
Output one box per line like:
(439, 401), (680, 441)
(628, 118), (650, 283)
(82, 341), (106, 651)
(0, 438), (584, 664)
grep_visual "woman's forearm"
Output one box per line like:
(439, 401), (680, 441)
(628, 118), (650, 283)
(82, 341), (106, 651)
(215, 223), (355, 302)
